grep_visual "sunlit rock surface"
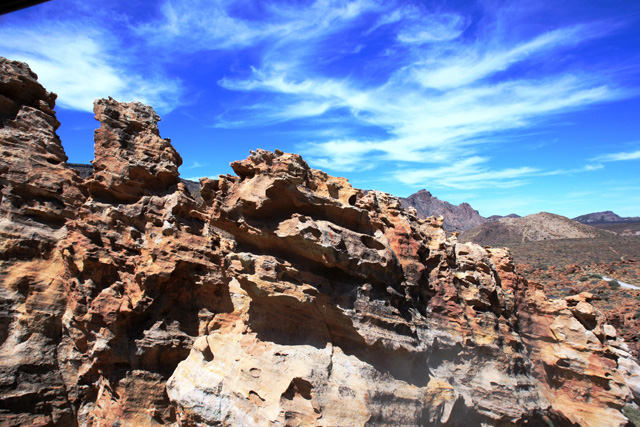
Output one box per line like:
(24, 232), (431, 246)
(2, 56), (640, 426)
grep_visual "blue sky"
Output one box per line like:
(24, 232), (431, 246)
(2, 0), (640, 217)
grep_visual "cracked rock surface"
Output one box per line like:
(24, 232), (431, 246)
(1, 56), (640, 426)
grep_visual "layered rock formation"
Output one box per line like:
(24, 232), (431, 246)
(400, 189), (486, 231)
(2, 57), (640, 426)
(1, 58), (87, 426)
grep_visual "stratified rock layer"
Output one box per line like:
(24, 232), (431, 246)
(1, 58), (85, 426)
(1, 56), (640, 426)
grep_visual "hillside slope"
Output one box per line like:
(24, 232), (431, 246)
(460, 212), (613, 246)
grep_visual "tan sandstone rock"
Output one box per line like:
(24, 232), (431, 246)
(1, 57), (85, 426)
(1, 56), (640, 427)
(87, 97), (182, 203)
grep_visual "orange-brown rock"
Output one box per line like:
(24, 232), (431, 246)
(489, 248), (640, 426)
(2, 56), (640, 426)
(1, 58), (85, 426)
(87, 97), (182, 203)
(168, 150), (640, 426)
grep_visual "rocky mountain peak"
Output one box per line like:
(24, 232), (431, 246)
(487, 213), (521, 221)
(461, 211), (615, 246)
(401, 189), (486, 231)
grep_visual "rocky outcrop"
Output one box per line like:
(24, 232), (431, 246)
(87, 97), (183, 203)
(460, 212), (614, 246)
(1, 58), (219, 426)
(0, 58), (86, 426)
(169, 153), (545, 426)
(400, 189), (486, 231)
(489, 250), (640, 426)
(2, 57), (640, 426)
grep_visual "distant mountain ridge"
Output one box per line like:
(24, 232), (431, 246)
(573, 211), (640, 224)
(400, 189), (486, 231)
(460, 212), (614, 246)
(487, 214), (521, 221)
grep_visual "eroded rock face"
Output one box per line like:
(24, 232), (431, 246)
(167, 152), (640, 426)
(489, 248), (640, 426)
(1, 57), (640, 426)
(88, 97), (182, 203)
(0, 58), (85, 427)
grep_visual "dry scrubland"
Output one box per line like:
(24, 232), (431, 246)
(499, 236), (640, 360)
(506, 236), (640, 268)
(589, 222), (640, 235)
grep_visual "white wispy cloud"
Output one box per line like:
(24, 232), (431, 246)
(592, 149), (640, 162)
(393, 160), (605, 192)
(303, 139), (380, 172)
(183, 161), (206, 169)
(136, 0), (383, 53)
(391, 156), (540, 189)
(407, 25), (593, 90)
(160, 0), (627, 189)
(7, 0), (630, 194)
(0, 21), (182, 113)
(542, 163), (604, 176)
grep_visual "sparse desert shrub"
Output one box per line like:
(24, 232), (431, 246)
(622, 403), (640, 426)
(589, 273), (603, 279)
(579, 276), (589, 282)
(608, 280), (620, 289)
(634, 309), (640, 320)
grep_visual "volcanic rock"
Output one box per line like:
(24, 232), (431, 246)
(400, 189), (486, 231)
(2, 57), (640, 426)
